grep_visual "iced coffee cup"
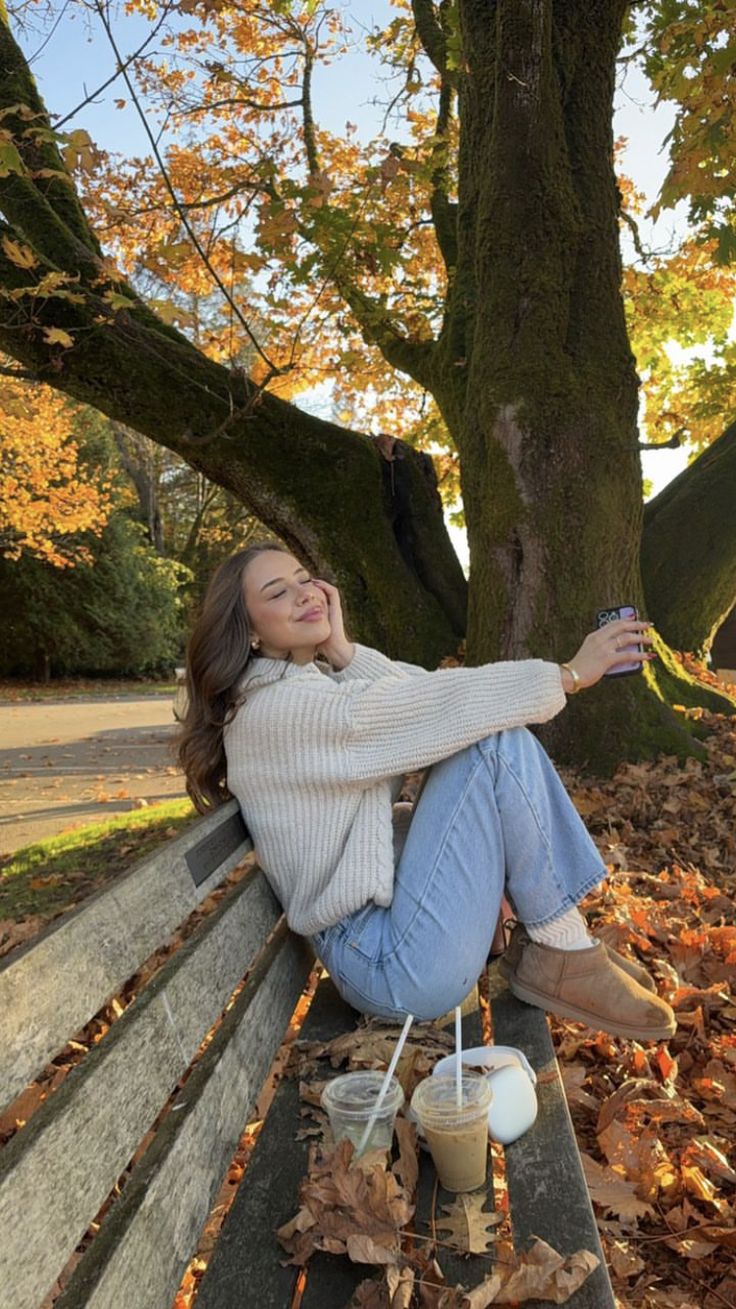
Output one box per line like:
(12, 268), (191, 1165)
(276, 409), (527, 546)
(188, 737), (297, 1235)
(321, 1071), (404, 1155)
(411, 1073), (492, 1191)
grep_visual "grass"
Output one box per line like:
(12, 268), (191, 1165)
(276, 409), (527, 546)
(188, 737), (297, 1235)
(0, 678), (178, 703)
(0, 798), (196, 924)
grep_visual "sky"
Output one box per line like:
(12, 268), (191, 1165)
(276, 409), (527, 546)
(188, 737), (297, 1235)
(14, 0), (696, 563)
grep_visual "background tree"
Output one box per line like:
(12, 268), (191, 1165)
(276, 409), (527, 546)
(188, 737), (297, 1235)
(0, 372), (111, 566)
(0, 514), (187, 680)
(0, 0), (734, 768)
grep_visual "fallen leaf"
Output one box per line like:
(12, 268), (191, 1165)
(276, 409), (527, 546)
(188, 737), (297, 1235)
(435, 1194), (502, 1254)
(581, 1153), (655, 1224)
(492, 1237), (599, 1303)
(392, 1116), (418, 1194)
(608, 1238), (645, 1279)
(462, 1273), (504, 1307)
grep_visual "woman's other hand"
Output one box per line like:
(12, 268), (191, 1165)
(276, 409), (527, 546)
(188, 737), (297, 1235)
(562, 618), (653, 692)
(312, 579), (355, 670)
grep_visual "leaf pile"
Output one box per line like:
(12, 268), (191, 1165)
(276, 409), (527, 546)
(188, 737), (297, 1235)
(551, 705), (736, 1308)
(278, 1027), (599, 1306)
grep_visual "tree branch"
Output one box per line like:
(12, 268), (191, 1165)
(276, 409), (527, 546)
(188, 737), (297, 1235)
(174, 95), (304, 119)
(411, 0), (448, 75)
(0, 362), (38, 380)
(301, 47), (320, 177)
(429, 80), (458, 271)
(0, 15), (102, 261)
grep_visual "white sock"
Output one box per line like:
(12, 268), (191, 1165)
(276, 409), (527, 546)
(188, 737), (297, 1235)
(526, 906), (595, 951)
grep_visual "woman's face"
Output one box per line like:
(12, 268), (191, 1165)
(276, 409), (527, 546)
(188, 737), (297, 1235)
(243, 550), (331, 663)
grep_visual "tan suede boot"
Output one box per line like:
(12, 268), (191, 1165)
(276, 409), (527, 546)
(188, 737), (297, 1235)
(501, 933), (675, 1042)
(498, 922), (657, 993)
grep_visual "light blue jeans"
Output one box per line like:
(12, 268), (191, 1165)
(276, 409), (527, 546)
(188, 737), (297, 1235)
(311, 728), (606, 1022)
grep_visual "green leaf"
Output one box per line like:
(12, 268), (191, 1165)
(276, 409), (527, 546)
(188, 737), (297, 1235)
(0, 142), (25, 178)
(714, 224), (736, 266)
(103, 290), (137, 311)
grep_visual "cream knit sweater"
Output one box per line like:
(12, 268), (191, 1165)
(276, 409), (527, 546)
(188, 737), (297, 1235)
(225, 643), (567, 936)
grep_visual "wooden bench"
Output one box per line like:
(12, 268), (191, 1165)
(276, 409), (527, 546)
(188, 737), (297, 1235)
(0, 799), (615, 1309)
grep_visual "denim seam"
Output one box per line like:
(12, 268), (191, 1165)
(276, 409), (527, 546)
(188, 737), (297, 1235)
(484, 746), (566, 907)
(372, 751), (488, 968)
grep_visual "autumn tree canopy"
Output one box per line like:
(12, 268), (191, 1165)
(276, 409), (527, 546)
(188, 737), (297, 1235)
(0, 0), (735, 767)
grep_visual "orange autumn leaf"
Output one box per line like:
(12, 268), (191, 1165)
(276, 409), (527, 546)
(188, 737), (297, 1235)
(0, 375), (111, 566)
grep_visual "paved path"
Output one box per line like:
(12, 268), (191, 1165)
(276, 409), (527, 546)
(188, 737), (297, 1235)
(0, 696), (187, 855)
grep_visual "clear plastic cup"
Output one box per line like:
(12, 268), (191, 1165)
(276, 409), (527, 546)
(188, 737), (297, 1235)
(320, 1071), (404, 1155)
(410, 1073), (492, 1191)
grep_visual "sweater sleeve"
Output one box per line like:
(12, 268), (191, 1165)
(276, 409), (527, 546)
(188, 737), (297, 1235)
(330, 643), (427, 683)
(331, 659), (567, 784)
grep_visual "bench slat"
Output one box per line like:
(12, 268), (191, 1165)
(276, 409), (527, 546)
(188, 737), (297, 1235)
(196, 976), (357, 1309)
(490, 977), (616, 1308)
(0, 866), (282, 1309)
(53, 923), (313, 1309)
(0, 799), (251, 1110)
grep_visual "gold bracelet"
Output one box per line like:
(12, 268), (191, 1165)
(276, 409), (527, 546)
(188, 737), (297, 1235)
(560, 663), (582, 695)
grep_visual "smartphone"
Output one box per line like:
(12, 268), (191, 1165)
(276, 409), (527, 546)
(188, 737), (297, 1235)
(595, 605), (643, 677)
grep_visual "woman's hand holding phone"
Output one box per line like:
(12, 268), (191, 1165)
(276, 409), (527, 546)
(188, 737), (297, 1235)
(563, 610), (654, 692)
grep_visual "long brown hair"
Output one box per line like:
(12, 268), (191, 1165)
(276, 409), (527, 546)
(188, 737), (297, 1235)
(178, 541), (288, 812)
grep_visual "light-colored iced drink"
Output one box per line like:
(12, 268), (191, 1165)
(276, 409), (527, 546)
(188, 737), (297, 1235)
(321, 1071), (404, 1156)
(411, 1073), (491, 1192)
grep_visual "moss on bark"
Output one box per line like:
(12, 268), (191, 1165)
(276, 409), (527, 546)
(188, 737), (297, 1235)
(642, 419), (736, 656)
(449, 0), (712, 770)
(646, 635), (736, 717)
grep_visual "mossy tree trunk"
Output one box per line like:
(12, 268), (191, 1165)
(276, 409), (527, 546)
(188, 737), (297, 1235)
(641, 419), (736, 656)
(446, 0), (712, 769)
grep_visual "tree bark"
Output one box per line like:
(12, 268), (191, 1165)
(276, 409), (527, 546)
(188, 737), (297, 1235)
(450, 0), (707, 767)
(641, 419), (736, 655)
(112, 425), (165, 554)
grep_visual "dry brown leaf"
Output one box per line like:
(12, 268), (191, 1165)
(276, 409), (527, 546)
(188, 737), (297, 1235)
(597, 1078), (703, 1134)
(0, 914), (47, 959)
(704, 1275), (736, 1309)
(435, 1194), (503, 1254)
(598, 1120), (678, 1201)
(581, 1153), (655, 1224)
(344, 1276), (391, 1308)
(685, 1136), (736, 1185)
(346, 1233), (401, 1266)
(277, 1139), (414, 1267)
(461, 1273), (504, 1307)
(392, 1115), (418, 1193)
(608, 1238), (645, 1280)
(680, 1162), (730, 1213)
(559, 1063), (600, 1111)
(492, 1237), (599, 1303)
(386, 1265), (415, 1309)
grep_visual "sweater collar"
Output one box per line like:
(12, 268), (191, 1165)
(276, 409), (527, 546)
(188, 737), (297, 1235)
(239, 654), (326, 692)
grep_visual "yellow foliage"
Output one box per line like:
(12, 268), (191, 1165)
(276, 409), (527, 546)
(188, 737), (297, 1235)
(0, 376), (111, 567)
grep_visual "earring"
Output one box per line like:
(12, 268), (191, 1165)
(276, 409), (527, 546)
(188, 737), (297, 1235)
(251, 637), (260, 652)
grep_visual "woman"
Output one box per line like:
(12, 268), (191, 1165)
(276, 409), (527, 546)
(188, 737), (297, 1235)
(178, 541), (675, 1042)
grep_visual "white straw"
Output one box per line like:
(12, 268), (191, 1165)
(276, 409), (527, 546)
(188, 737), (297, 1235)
(356, 1011), (414, 1156)
(454, 1005), (463, 1109)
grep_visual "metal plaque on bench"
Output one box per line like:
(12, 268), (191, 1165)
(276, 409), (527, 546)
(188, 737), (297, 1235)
(185, 809), (250, 887)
